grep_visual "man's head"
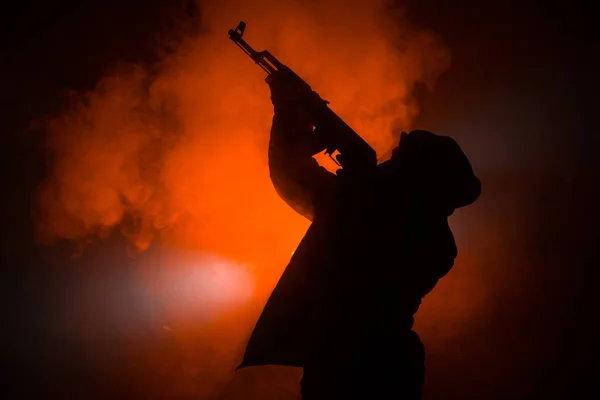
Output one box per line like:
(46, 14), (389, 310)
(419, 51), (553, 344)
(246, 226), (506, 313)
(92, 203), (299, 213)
(384, 130), (481, 211)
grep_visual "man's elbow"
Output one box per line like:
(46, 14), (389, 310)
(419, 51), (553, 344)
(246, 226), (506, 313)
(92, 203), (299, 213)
(268, 167), (315, 221)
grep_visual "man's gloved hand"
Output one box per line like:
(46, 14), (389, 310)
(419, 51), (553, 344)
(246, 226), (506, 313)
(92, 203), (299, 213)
(266, 70), (299, 110)
(266, 70), (330, 158)
(266, 70), (322, 111)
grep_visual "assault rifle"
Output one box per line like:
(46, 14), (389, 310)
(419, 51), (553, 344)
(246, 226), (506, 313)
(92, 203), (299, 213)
(228, 21), (377, 172)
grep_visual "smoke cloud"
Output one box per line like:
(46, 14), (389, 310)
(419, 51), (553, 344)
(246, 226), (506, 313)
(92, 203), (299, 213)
(34, 0), (455, 397)
(36, 0), (450, 253)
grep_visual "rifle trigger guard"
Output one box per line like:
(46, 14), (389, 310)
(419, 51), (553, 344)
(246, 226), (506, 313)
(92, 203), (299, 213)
(328, 152), (341, 166)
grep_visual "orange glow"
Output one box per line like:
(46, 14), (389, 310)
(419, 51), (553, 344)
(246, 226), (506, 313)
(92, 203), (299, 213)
(155, 251), (254, 319)
(36, 0), (451, 297)
(34, 0), (458, 397)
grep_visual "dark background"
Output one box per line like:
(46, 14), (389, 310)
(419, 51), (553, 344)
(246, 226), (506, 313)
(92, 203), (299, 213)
(1, 0), (598, 398)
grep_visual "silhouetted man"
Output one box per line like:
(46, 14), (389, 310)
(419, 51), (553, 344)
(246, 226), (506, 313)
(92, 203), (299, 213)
(237, 72), (481, 399)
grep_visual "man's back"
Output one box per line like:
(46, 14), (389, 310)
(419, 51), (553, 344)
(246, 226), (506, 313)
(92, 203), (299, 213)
(239, 159), (458, 370)
(304, 168), (456, 349)
(272, 167), (454, 398)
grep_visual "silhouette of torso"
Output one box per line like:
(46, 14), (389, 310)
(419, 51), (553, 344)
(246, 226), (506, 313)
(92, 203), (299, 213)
(238, 112), (458, 371)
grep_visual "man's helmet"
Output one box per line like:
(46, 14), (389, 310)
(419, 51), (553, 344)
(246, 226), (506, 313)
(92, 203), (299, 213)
(385, 130), (481, 210)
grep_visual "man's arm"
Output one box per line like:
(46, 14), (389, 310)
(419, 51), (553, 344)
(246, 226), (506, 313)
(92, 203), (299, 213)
(268, 107), (337, 221)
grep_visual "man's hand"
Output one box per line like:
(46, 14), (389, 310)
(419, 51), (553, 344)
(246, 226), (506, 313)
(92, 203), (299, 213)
(266, 70), (321, 112)
(266, 70), (330, 158)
